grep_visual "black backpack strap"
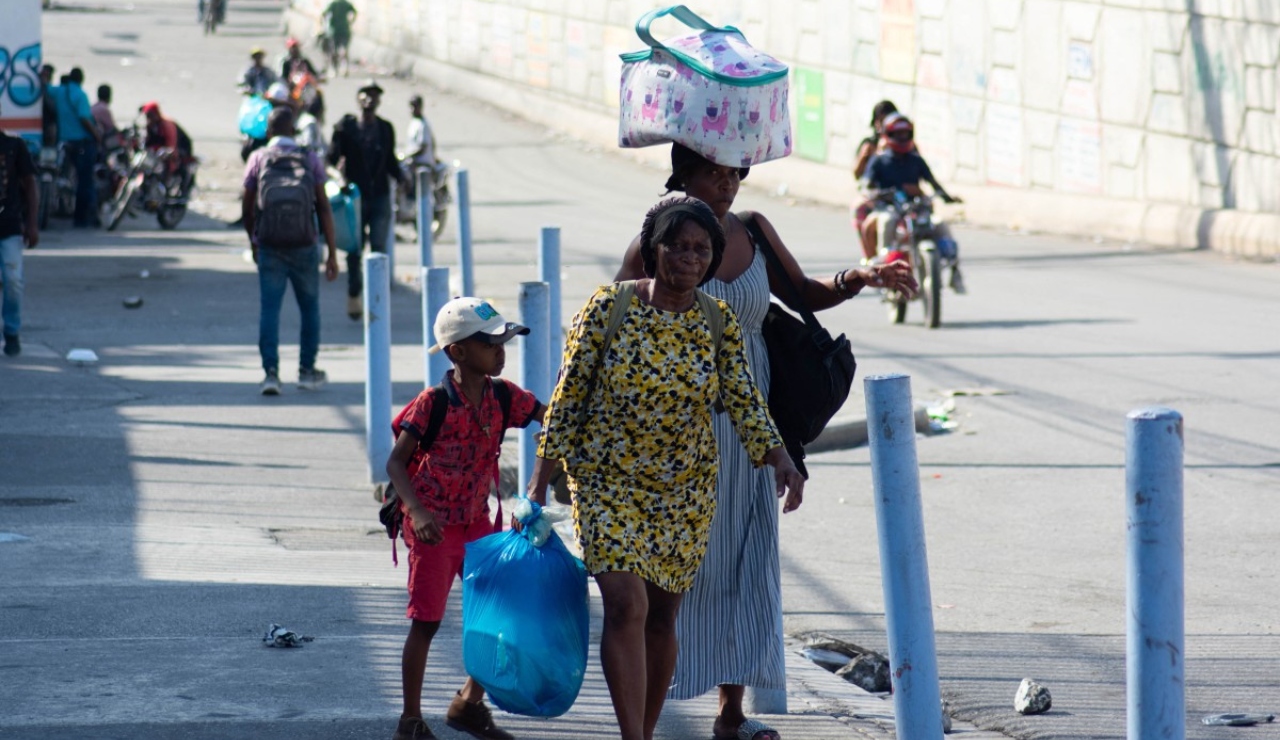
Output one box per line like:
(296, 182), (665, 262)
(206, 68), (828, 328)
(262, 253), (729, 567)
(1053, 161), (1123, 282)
(741, 214), (823, 333)
(418, 385), (450, 452)
(491, 378), (513, 444)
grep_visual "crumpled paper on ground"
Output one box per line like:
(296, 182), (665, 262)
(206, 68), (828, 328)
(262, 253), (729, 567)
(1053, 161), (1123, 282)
(262, 623), (314, 648)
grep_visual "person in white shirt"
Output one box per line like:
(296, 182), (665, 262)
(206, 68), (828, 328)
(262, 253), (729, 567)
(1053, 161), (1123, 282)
(405, 94), (435, 169)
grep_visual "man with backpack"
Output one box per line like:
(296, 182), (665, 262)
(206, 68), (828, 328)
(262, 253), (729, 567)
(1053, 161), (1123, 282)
(242, 107), (339, 396)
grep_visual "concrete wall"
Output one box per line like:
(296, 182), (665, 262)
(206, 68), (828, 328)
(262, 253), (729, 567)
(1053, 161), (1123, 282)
(287, 0), (1280, 258)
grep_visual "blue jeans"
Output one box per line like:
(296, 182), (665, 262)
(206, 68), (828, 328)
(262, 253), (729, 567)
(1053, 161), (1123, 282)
(69, 139), (98, 226)
(346, 190), (392, 298)
(0, 235), (23, 336)
(258, 245), (321, 374)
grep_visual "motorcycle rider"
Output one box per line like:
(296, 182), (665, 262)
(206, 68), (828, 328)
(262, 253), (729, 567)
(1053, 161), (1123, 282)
(238, 48), (279, 97)
(400, 93), (436, 203)
(264, 82), (325, 161)
(861, 113), (965, 293)
(279, 37), (326, 123)
(141, 102), (194, 194)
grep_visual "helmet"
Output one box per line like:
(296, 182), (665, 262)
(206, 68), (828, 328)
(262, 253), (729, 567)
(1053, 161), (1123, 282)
(285, 37), (300, 49)
(265, 82), (292, 105)
(882, 113), (915, 154)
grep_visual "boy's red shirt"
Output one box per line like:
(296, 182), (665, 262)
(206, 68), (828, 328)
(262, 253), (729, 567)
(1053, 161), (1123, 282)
(396, 375), (540, 526)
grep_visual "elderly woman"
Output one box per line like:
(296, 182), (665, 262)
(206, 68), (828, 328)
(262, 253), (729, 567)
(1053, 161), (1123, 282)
(528, 197), (805, 740)
(616, 144), (917, 740)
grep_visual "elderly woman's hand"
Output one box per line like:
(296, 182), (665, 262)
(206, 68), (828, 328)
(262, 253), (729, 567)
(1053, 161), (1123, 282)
(858, 260), (918, 299)
(764, 447), (805, 513)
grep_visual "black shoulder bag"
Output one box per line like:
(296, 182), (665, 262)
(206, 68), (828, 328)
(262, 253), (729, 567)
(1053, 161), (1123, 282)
(742, 215), (857, 479)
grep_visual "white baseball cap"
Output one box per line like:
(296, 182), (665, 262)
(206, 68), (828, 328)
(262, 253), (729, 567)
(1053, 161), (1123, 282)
(428, 297), (529, 354)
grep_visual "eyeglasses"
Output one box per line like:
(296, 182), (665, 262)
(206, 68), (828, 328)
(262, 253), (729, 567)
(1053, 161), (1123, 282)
(888, 130), (913, 141)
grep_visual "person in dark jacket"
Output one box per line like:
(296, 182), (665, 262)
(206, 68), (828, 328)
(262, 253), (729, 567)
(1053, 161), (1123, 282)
(328, 79), (404, 320)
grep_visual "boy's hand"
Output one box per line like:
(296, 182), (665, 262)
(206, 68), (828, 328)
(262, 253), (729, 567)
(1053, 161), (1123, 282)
(407, 504), (443, 545)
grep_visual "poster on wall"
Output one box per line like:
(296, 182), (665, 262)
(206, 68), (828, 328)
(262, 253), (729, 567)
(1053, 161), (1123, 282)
(880, 0), (917, 84)
(985, 103), (1024, 186)
(794, 68), (826, 162)
(0, 0), (43, 145)
(526, 11), (551, 89)
(1057, 118), (1102, 193)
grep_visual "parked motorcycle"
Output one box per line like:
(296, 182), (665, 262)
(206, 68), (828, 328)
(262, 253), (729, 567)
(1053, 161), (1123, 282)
(95, 125), (141, 220)
(33, 143), (77, 229)
(875, 190), (955, 329)
(394, 157), (451, 241)
(103, 147), (198, 231)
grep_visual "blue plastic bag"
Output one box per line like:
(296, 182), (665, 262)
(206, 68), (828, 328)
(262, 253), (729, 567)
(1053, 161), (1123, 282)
(462, 500), (588, 718)
(325, 180), (363, 253)
(238, 95), (271, 140)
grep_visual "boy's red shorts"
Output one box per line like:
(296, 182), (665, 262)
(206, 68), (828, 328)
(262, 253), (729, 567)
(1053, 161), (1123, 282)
(403, 512), (498, 622)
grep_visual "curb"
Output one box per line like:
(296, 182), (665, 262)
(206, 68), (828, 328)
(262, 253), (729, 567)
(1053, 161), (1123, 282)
(806, 404), (931, 455)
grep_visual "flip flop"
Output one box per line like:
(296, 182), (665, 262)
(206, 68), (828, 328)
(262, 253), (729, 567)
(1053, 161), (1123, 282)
(735, 718), (781, 740)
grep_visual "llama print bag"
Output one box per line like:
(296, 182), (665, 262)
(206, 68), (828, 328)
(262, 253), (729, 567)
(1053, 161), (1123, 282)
(618, 5), (792, 168)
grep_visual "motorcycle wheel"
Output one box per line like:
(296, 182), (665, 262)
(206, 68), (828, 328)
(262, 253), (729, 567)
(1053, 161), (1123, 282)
(919, 241), (943, 329)
(106, 177), (140, 232)
(57, 167), (78, 218)
(157, 205), (187, 230)
(38, 179), (53, 230)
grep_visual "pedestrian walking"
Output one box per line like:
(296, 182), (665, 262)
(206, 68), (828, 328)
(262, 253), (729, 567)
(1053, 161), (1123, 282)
(327, 80), (403, 320)
(0, 103), (40, 357)
(51, 67), (102, 228)
(615, 145), (916, 740)
(385, 296), (546, 740)
(529, 197), (805, 740)
(241, 107), (339, 395)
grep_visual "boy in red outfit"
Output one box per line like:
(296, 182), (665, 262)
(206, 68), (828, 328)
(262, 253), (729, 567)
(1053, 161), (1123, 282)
(385, 297), (546, 740)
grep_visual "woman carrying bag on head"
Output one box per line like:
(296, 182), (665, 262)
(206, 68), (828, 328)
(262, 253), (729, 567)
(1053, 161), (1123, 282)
(615, 143), (917, 740)
(529, 197), (805, 740)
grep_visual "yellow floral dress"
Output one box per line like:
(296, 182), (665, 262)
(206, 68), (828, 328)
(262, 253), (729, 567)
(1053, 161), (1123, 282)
(537, 283), (783, 593)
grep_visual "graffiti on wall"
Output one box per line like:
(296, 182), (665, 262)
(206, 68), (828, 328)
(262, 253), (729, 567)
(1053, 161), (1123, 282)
(0, 0), (42, 140)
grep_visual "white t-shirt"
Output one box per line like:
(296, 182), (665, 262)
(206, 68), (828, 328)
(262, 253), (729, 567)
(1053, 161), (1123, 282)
(406, 116), (435, 166)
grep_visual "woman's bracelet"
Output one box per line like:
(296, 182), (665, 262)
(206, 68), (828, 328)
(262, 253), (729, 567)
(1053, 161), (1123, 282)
(834, 269), (860, 298)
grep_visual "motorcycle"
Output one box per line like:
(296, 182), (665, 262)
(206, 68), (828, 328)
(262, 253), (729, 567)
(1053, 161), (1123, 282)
(95, 125), (141, 219)
(394, 156), (451, 241)
(33, 142), (77, 229)
(103, 147), (198, 231)
(874, 190), (957, 329)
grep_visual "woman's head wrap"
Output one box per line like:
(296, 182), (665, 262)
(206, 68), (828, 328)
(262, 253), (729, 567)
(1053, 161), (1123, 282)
(663, 142), (750, 193)
(639, 197), (725, 287)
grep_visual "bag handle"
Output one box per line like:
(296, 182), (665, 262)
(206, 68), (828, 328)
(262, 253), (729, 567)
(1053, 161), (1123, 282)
(636, 5), (722, 49)
(741, 214), (824, 334)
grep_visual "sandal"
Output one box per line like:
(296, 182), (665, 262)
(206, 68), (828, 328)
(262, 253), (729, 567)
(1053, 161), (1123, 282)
(713, 717), (781, 740)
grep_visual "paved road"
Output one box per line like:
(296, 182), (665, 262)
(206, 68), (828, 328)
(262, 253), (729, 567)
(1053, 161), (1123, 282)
(4, 0), (1278, 738)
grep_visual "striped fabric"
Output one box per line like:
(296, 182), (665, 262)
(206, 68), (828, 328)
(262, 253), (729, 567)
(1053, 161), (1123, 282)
(669, 245), (787, 700)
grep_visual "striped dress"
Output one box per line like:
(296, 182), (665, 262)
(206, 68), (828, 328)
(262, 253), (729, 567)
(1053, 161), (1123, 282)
(669, 245), (786, 699)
